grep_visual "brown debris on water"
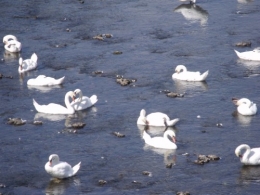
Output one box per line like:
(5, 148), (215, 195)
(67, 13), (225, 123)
(98, 180), (107, 185)
(194, 154), (220, 165)
(7, 118), (26, 126)
(160, 89), (184, 98)
(113, 132), (125, 138)
(116, 75), (137, 86)
(235, 41), (251, 47)
(176, 191), (190, 195)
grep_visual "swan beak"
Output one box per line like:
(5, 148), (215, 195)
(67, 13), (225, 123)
(49, 160), (52, 166)
(20, 65), (23, 70)
(239, 154), (243, 158)
(172, 136), (176, 143)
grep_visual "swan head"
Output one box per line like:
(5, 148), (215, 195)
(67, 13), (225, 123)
(19, 57), (24, 71)
(232, 98), (252, 107)
(175, 65), (187, 73)
(3, 35), (17, 44)
(138, 109), (148, 125)
(164, 130), (176, 143)
(235, 144), (250, 158)
(48, 154), (60, 167)
(74, 89), (82, 102)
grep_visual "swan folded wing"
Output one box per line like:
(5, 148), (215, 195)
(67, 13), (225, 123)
(34, 102), (70, 114)
(52, 162), (74, 178)
(146, 112), (169, 126)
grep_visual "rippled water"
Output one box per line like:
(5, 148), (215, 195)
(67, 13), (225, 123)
(1, 0), (260, 194)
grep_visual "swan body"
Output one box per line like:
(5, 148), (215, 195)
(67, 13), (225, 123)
(232, 98), (257, 116)
(234, 48), (260, 61)
(33, 91), (76, 114)
(3, 35), (22, 52)
(235, 144), (260, 165)
(45, 154), (81, 179)
(137, 109), (179, 127)
(143, 130), (177, 149)
(70, 89), (98, 111)
(19, 53), (38, 73)
(27, 75), (65, 86)
(172, 65), (208, 81)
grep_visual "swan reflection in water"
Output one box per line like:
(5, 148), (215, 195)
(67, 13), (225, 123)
(138, 125), (177, 165)
(174, 3), (209, 26)
(173, 79), (208, 94)
(232, 111), (253, 127)
(27, 84), (63, 93)
(237, 59), (260, 68)
(45, 178), (80, 195)
(237, 0), (253, 4)
(237, 166), (260, 185)
(3, 50), (21, 61)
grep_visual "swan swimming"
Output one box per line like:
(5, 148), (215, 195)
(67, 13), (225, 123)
(137, 109), (179, 127)
(172, 65), (209, 81)
(235, 144), (260, 165)
(19, 53), (38, 73)
(3, 35), (22, 53)
(232, 98), (257, 116)
(33, 91), (76, 114)
(27, 75), (65, 86)
(234, 48), (260, 61)
(70, 89), (98, 111)
(143, 130), (177, 149)
(45, 154), (81, 179)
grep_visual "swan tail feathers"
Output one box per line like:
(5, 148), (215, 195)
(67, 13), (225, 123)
(90, 95), (98, 105)
(31, 53), (38, 62)
(33, 99), (40, 112)
(72, 162), (81, 176)
(56, 76), (65, 85)
(167, 118), (180, 126)
(200, 70), (209, 81)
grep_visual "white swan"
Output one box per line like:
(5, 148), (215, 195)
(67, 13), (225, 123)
(137, 109), (179, 127)
(33, 91), (76, 114)
(3, 35), (22, 53)
(45, 154), (81, 179)
(232, 98), (257, 116)
(27, 75), (65, 86)
(70, 89), (98, 111)
(172, 65), (209, 81)
(235, 144), (260, 165)
(234, 48), (260, 61)
(18, 53), (38, 73)
(143, 130), (177, 149)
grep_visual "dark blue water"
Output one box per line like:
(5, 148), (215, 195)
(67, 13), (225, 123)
(1, 0), (260, 194)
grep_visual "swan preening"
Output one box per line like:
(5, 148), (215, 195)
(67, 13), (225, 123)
(19, 53), (38, 73)
(232, 98), (257, 116)
(172, 65), (209, 81)
(137, 109), (179, 127)
(235, 144), (260, 165)
(143, 130), (177, 149)
(70, 89), (98, 111)
(234, 48), (260, 61)
(33, 91), (76, 114)
(27, 75), (65, 86)
(45, 154), (81, 179)
(3, 35), (22, 53)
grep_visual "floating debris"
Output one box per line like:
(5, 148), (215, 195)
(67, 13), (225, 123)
(113, 51), (123, 55)
(160, 90), (184, 98)
(93, 35), (104, 41)
(216, 123), (223, 127)
(93, 70), (104, 75)
(71, 122), (86, 129)
(98, 180), (107, 185)
(194, 154), (220, 165)
(0, 73), (13, 79)
(166, 163), (173, 168)
(116, 75), (137, 86)
(93, 34), (113, 41)
(176, 191), (190, 195)
(142, 171), (152, 176)
(132, 180), (141, 184)
(7, 118), (26, 126)
(207, 154), (220, 161)
(197, 115), (201, 118)
(33, 120), (43, 125)
(113, 132), (125, 138)
(0, 183), (6, 188)
(235, 41), (251, 47)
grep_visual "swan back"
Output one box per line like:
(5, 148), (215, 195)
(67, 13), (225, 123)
(172, 65), (208, 81)
(234, 49), (260, 61)
(18, 53), (38, 73)
(232, 98), (257, 116)
(27, 75), (65, 86)
(71, 89), (98, 110)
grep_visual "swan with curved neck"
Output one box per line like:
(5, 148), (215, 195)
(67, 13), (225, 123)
(143, 130), (177, 149)
(137, 109), (179, 127)
(234, 48), (260, 61)
(27, 75), (65, 86)
(70, 89), (98, 111)
(19, 53), (38, 73)
(235, 144), (260, 165)
(232, 98), (257, 116)
(172, 65), (209, 81)
(33, 91), (76, 114)
(45, 154), (81, 179)
(3, 35), (22, 53)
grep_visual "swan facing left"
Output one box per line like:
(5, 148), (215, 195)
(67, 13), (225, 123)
(3, 35), (22, 53)
(172, 65), (209, 81)
(19, 53), (38, 73)
(33, 91), (76, 114)
(27, 75), (65, 86)
(70, 89), (98, 111)
(232, 98), (257, 116)
(234, 48), (260, 61)
(235, 144), (260, 165)
(45, 154), (81, 179)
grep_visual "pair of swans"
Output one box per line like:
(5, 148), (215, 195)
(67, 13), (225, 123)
(235, 144), (260, 165)
(172, 65), (209, 81)
(33, 89), (98, 114)
(27, 75), (65, 86)
(234, 48), (260, 61)
(232, 98), (257, 116)
(19, 53), (38, 73)
(45, 154), (81, 179)
(3, 35), (22, 53)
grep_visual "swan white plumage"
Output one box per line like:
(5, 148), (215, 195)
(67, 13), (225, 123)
(143, 130), (177, 149)
(19, 53), (38, 73)
(3, 35), (22, 53)
(137, 109), (179, 127)
(234, 48), (260, 61)
(33, 91), (76, 114)
(45, 154), (81, 179)
(27, 75), (65, 86)
(172, 65), (209, 81)
(232, 98), (257, 116)
(235, 144), (260, 165)
(70, 89), (98, 111)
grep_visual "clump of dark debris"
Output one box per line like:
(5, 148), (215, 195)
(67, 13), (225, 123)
(0, 73), (13, 79)
(176, 191), (190, 195)
(235, 41), (251, 47)
(160, 90), (184, 98)
(112, 132), (125, 138)
(194, 154), (220, 165)
(7, 118), (26, 126)
(93, 34), (113, 41)
(116, 75), (137, 86)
